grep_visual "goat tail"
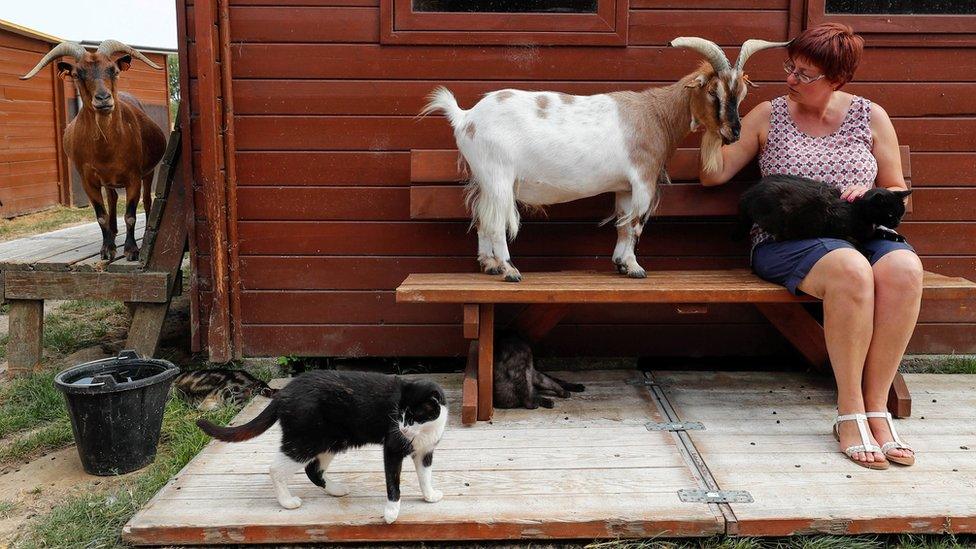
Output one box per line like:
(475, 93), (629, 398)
(196, 399), (279, 442)
(418, 86), (466, 129)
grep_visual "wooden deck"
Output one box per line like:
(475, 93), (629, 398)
(124, 370), (976, 545)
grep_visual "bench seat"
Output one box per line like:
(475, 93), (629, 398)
(396, 270), (976, 425)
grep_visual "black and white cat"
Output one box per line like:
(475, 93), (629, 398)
(196, 370), (448, 523)
(737, 174), (912, 244)
(493, 331), (585, 409)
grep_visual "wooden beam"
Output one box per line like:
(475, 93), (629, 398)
(127, 127), (190, 358)
(754, 303), (830, 372)
(7, 300), (43, 375)
(195, 0), (233, 362)
(511, 304), (570, 343)
(888, 372), (912, 418)
(3, 271), (169, 303)
(462, 304), (479, 339)
(462, 341), (478, 425)
(477, 304), (494, 422)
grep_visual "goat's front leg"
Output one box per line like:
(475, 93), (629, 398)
(82, 181), (115, 261)
(611, 192), (646, 278)
(122, 180), (141, 261)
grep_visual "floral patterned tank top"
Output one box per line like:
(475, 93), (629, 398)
(752, 95), (878, 247)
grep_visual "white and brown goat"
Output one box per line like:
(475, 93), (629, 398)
(422, 37), (789, 282)
(22, 40), (166, 261)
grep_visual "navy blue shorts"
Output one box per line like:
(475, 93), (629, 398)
(751, 237), (916, 296)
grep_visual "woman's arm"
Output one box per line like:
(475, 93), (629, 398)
(840, 102), (907, 201)
(699, 101), (770, 186)
(870, 103), (907, 191)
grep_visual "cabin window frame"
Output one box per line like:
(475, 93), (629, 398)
(379, 0), (629, 46)
(807, 0), (976, 35)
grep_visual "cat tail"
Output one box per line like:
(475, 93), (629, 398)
(196, 399), (280, 442)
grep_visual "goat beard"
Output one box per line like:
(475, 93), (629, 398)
(699, 131), (724, 175)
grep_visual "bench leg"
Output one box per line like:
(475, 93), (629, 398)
(8, 299), (44, 376)
(888, 372), (912, 418)
(462, 341), (479, 425)
(478, 304), (494, 422)
(754, 303), (830, 372)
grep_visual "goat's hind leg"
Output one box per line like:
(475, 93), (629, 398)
(611, 192), (646, 278)
(122, 180), (141, 261)
(477, 230), (504, 275)
(471, 173), (521, 282)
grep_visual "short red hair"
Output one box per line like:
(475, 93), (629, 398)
(788, 23), (864, 88)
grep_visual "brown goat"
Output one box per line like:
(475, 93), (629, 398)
(22, 40), (166, 261)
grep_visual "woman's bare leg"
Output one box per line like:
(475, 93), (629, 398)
(862, 250), (923, 459)
(797, 248), (884, 465)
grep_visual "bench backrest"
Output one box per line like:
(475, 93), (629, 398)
(409, 146), (911, 220)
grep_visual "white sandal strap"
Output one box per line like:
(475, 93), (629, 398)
(866, 411), (911, 453)
(835, 413), (877, 455)
(845, 444), (883, 457)
(881, 441), (913, 454)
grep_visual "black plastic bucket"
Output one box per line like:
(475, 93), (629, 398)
(54, 350), (180, 476)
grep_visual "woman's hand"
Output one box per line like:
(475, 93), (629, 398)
(840, 184), (869, 202)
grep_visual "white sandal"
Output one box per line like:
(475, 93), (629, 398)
(833, 413), (889, 470)
(866, 411), (915, 466)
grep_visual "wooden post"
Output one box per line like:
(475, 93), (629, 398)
(477, 304), (494, 422)
(7, 300), (44, 375)
(194, 0), (233, 362)
(888, 372), (912, 418)
(462, 341), (479, 425)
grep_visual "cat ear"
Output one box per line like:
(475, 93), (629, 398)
(893, 189), (913, 198)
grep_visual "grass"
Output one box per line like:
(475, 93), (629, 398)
(0, 206), (94, 243)
(0, 500), (17, 519)
(922, 356), (976, 375)
(16, 398), (239, 548)
(0, 299), (128, 466)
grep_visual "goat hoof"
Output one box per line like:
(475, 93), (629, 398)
(485, 266), (504, 275)
(504, 273), (522, 283)
(615, 263), (628, 274)
(100, 246), (116, 261)
(627, 269), (647, 279)
(124, 248), (139, 261)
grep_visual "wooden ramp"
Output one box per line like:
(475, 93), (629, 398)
(124, 370), (976, 545)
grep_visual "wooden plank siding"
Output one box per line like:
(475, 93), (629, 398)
(0, 29), (61, 218)
(182, 0), (976, 358)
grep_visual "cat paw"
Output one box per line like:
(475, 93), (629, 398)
(278, 496), (303, 510)
(384, 500), (401, 523)
(423, 489), (443, 503)
(325, 482), (350, 497)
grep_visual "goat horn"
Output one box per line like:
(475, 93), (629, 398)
(96, 39), (162, 69)
(670, 37), (731, 73)
(734, 38), (793, 72)
(20, 41), (87, 80)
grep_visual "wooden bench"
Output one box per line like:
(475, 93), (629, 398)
(395, 145), (976, 425)
(0, 126), (189, 375)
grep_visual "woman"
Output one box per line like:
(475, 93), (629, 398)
(700, 23), (919, 469)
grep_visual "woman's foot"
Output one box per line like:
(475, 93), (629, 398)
(834, 413), (888, 469)
(866, 411), (915, 466)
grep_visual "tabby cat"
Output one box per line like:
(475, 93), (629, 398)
(493, 331), (585, 409)
(173, 368), (277, 411)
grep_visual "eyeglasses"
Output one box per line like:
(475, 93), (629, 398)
(783, 60), (826, 85)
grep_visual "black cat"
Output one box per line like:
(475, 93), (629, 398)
(493, 331), (585, 409)
(196, 370), (447, 524)
(737, 174), (912, 244)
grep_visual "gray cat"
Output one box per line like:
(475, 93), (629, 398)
(493, 331), (585, 409)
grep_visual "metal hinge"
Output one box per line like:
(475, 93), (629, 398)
(626, 378), (659, 387)
(646, 421), (705, 432)
(678, 489), (753, 503)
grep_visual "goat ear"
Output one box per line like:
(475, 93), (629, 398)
(742, 74), (759, 88)
(56, 61), (74, 80)
(115, 55), (132, 72)
(684, 74), (708, 89)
